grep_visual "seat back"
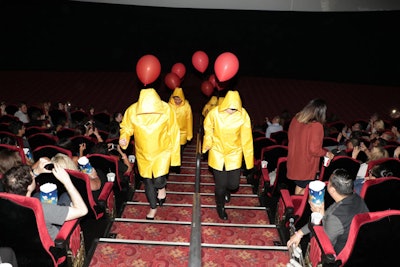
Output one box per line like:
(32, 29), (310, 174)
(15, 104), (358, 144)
(360, 177), (400, 211)
(32, 145), (73, 161)
(86, 154), (122, 190)
(0, 131), (24, 148)
(253, 137), (277, 161)
(270, 130), (288, 145)
(261, 145), (288, 173)
(269, 157), (296, 196)
(28, 133), (59, 151)
(0, 193), (63, 266)
(309, 210), (400, 267)
(25, 126), (47, 138)
(56, 127), (76, 139)
(322, 137), (339, 148)
(366, 158), (400, 178)
(319, 156), (360, 182)
(0, 143), (27, 164)
(69, 135), (97, 156)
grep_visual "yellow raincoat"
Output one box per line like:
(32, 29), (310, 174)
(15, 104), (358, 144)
(202, 90), (254, 171)
(168, 88), (193, 145)
(202, 96), (218, 117)
(119, 89), (180, 178)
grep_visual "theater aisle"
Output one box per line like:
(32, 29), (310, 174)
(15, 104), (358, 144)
(86, 141), (289, 266)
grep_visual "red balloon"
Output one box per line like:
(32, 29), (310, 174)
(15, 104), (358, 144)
(201, 81), (214, 97)
(208, 74), (217, 88)
(165, 72), (181, 90)
(171, 63), (186, 79)
(214, 52), (239, 82)
(136, 54), (161, 86)
(192, 51), (209, 73)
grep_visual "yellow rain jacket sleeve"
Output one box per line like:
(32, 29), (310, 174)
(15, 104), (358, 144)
(168, 88), (193, 145)
(202, 96), (218, 117)
(120, 88), (180, 178)
(202, 90), (254, 171)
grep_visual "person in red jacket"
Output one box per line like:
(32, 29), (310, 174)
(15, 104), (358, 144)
(287, 99), (334, 195)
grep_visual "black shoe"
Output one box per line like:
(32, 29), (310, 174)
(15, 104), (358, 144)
(146, 216), (154, 220)
(158, 197), (166, 207)
(225, 192), (231, 203)
(216, 206), (228, 220)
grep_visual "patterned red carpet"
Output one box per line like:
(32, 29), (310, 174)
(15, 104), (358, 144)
(87, 144), (290, 266)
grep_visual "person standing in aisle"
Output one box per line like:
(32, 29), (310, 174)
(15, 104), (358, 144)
(287, 98), (334, 195)
(168, 87), (193, 173)
(119, 88), (180, 220)
(202, 90), (254, 220)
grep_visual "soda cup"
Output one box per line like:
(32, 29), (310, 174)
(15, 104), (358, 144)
(78, 156), (93, 174)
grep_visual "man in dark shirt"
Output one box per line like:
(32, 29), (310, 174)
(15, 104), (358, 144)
(287, 168), (369, 254)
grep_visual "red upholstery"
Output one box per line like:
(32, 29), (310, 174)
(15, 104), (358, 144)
(27, 132), (59, 151)
(0, 193), (82, 267)
(309, 210), (400, 267)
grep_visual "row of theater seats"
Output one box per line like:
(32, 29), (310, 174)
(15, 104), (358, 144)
(249, 128), (400, 266)
(0, 141), (136, 266)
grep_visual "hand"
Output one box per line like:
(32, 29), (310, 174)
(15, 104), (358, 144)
(309, 201), (325, 215)
(52, 164), (72, 186)
(37, 157), (52, 174)
(79, 143), (86, 153)
(119, 138), (127, 147)
(352, 146), (361, 159)
(287, 230), (303, 248)
(326, 151), (335, 160)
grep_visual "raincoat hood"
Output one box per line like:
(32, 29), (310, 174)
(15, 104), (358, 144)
(169, 87), (186, 105)
(217, 97), (225, 106)
(218, 90), (242, 112)
(136, 88), (163, 114)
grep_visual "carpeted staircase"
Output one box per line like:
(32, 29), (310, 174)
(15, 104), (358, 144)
(85, 138), (290, 266)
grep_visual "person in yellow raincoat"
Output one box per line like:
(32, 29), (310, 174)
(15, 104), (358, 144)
(119, 89), (180, 219)
(202, 90), (254, 220)
(168, 88), (193, 173)
(202, 95), (218, 117)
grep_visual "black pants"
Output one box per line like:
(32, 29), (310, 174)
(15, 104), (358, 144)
(142, 175), (167, 209)
(0, 247), (18, 267)
(212, 167), (241, 206)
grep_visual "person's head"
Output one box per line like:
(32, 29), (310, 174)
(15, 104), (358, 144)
(0, 149), (23, 175)
(2, 165), (35, 196)
(113, 112), (123, 123)
(373, 119), (385, 132)
(328, 168), (354, 197)
(366, 164), (394, 181)
(351, 122), (362, 131)
(296, 98), (327, 124)
(8, 120), (25, 136)
(51, 153), (78, 171)
(346, 138), (360, 150)
(90, 142), (109, 155)
(272, 115), (281, 124)
(380, 131), (395, 142)
(18, 102), (28, 114)
(369, 146), (389, 161)
(173, 96), (182, 106)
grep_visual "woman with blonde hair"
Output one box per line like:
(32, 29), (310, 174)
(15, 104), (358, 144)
(287, 99), (335, 195)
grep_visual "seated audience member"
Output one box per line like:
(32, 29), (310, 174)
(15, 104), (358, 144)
(2, 164), (88, 240)
(0, 149), (23, 192)
(287, 168), (369, 255)
(51, 153), (105, 201)
(265, 115), (283, 138)
(14, 102), (30, 124)
(8, 120), (29, 148)
(353, 145), (389, 194)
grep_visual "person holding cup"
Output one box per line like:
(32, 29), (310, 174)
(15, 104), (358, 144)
(287, 168), (369, 255)
(287, 99), (335, 195)
(2, 162), (88, 240)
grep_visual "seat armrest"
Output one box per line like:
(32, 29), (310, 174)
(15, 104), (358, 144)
(98, 182), (113, 202)
(309, 225), (338, 267)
